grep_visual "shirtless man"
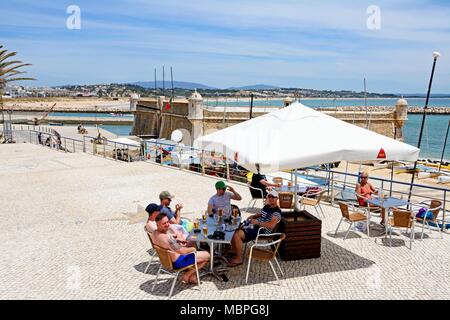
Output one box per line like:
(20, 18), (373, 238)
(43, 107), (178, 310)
(151, 213), (210, 284)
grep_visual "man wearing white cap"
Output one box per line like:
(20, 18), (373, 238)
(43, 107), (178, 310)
(228, 189), (282, 266)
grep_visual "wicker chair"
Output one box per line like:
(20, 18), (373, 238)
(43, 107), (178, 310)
(245, 233), (286, 284)
(414, 200), (443, 240)
(388, 208), (415, 249)
(144, 228), (158, 274)
(335, 201), (370, 240)
(299, 189), (326, 217)
(151, 244), (200, 299)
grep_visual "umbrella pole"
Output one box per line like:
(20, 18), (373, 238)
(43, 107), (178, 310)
(294, 169), (298, 210)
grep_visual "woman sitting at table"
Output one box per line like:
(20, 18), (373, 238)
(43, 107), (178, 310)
(355, 171), (385, 225)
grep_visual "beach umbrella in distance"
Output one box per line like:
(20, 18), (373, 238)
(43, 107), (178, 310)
(196, 102), (420, 174)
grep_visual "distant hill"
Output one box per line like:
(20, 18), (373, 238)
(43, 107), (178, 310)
(133, 81), (216, 90)
(226, 84), (280, 90)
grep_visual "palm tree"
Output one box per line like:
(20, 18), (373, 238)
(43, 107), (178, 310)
(1, 45), (35, 141)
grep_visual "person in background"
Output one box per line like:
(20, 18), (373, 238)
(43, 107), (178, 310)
(159, 190), (183, 224)
(355, 171), (385, 225)
(207, 181), (242, 217)
(250, 164), (281, 197)
(152, 213), (210, 284)
(227, 190), (282, 266)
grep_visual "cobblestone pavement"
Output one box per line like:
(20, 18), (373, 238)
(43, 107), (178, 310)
(1, 143), (449, 300)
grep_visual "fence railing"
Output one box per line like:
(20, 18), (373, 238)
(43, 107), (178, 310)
(9, 126), (450, 231)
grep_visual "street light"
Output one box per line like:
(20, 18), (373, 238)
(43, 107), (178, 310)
(407, 51), (441, 204)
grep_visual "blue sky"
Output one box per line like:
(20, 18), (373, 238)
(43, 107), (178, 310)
(1, 0), (450, 93)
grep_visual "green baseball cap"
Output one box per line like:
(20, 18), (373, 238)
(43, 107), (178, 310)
(215, 181), (226, 189)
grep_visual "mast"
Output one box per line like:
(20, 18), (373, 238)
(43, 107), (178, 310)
(154, 68), (157, 97)
(249, 93), (254, 119)
(162, 66), (165, 97)
(407, 52), (440, 205)
(364, 77), (369, 129)
(170, 66), (174, 110)
(439, 120), (450, 172)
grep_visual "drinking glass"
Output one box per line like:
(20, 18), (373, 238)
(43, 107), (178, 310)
(202, 225), (208, 237)
(193, 219), (199, 230)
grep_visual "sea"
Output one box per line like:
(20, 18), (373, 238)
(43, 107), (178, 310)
(51, 98), (450, 161)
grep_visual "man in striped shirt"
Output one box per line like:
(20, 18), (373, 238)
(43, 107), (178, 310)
(228, 189), (282, 266)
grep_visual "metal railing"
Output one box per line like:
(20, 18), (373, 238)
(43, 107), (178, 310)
(8, 126), (450, 231)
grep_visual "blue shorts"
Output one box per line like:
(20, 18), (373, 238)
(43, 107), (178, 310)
(173, 253), (195, 269)
(243, 226), (260, 243)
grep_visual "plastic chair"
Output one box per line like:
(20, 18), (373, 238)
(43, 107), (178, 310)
(144, 228), (158, 274)
(151, 244), (201, 299)
(389, 208), (415, 249)
(335, 201), (370, 240)
(299, 189), (326, 217)
(413, 200), (443, 240)
(245, 233), (286, 284)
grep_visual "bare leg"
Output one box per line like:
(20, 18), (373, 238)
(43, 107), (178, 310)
(230, 230), (245, 264)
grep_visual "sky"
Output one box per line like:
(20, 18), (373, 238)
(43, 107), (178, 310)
(1, 0), (450, 93)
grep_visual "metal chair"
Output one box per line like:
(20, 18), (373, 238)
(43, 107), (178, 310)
(144, 228), (158, 274)
(299, 189), (326, 217)
(388, 208), (415, 249)
(335, 201), (370, 239)
(245, 184), (265, 213)
(151, 243), (201, 299)
(245, 233), (286, 284)
(414, 200), (443, 240)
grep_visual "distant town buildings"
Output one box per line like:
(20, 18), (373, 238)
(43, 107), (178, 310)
(3, 83), (398, 99)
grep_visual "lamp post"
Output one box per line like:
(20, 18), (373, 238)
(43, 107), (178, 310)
(407, 51), (441, 204)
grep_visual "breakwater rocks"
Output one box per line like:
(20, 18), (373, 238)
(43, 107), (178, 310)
(317, 106), (450, 114)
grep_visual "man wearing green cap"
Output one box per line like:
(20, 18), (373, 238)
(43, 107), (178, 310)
(207, 181), (242, 217)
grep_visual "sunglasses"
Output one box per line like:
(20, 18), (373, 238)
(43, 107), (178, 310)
(267, 195), (277, 199)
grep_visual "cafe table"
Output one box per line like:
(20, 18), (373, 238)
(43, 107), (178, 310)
(189, 215), (241, 281)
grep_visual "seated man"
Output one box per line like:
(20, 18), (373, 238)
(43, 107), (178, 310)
(207, 181), (242, 217)
(159, 190), (183, 224)
(228, 190), (282, 266)
(152, 213), (210, 284)
(250, 164), (281, 197)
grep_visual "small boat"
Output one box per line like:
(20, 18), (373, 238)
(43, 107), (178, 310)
(437, 175), (450, 184)
(394, 165), (420, 174)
